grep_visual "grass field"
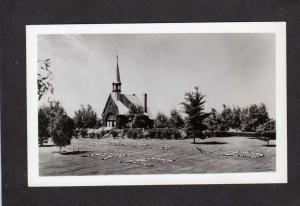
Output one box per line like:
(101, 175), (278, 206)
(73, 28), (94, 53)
(39, 136), (276, 176)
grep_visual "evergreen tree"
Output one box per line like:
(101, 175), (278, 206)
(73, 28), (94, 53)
(181, 87), (209, 143)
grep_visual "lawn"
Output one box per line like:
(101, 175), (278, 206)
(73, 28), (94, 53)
(39, 136), (276, 176)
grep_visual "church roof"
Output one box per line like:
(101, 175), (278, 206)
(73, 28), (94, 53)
(123, 94), (143, 107)
(108, 93), (154, 120)
(110, 93), (129, 114)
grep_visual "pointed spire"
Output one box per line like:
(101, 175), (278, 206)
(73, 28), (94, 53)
(116, 53), (121, 83)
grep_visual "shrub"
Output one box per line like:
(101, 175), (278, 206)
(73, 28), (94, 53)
(136, 129), (144, 139)
(145, 128), (183, 140)
(119, 128), (183, 140)
(162, 129), (171, 139)
(110, 129), (119, 138)
(80, 128), (88, 138)
(122, 129), (128, 138)
(144, 129), (155, 139)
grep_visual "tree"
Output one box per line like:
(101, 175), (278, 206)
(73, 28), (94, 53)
(218, 104), (233, 131)
(169, 109), (184, 128)
(256, 118), (276, 145)
(231, 106), (242, 130)
(38, 59), (54, 101)
(155, 112), (169, 128)
(74, 104), (98, 128)
(128, 104), (148, 128)
(95, 118), (103, 128)
(38, 106), (51, 146)
(132, 114), (148, 128)
(181, 87), (209, 143)
(241, 103), (269, 132)
(204, 108), (219, 134)
(46, 101), (74, 152)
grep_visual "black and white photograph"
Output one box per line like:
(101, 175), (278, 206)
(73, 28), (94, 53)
(26, 23), (287, 186)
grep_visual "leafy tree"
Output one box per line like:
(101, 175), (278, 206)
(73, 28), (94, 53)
(128, 104), (147, 128)
(250, 103), (269, 131)
(219, 104), (233, 131)
(74, 104), (98, 128)
(256, 118), (276, 145)
(240, 106), (251, 131)
(95, 118), (103, 128)
(132, 114), (148, 128)
(241, 103), (269, 132)
(204, 108), (219, 133)
(169, 109), (184, 128)
(38, 59), (54, 101)
(47, 101), (74, 152)
(231, 106), (242, 130)
(181, 87), (209, 143)
(38, 106), (50, 146)
(155, 112), (169, 128)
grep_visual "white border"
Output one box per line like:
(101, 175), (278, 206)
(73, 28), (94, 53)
(26, 22), (287, 187)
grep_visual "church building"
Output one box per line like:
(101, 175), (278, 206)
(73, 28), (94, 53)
(102, 55), (154, 129)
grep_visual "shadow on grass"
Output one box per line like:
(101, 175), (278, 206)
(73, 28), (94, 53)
(263, 144), (276, 147)
(39, 144), (56, 147)
(192, 141), (227, 145)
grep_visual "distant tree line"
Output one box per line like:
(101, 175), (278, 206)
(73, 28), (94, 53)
(204, 103), (275, 134)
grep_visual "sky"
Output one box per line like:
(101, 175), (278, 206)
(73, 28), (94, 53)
(38, 33), (275, 118)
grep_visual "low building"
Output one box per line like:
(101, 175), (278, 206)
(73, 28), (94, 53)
(102, 55), (154, 129)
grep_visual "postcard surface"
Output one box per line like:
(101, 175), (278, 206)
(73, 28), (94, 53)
(26, 22), (287, 186)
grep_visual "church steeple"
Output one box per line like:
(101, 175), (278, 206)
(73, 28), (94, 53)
(116, 53), (121, 83)
(112, 53), (122, 95)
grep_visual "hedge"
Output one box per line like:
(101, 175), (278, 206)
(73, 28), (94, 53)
(203, 131), (275, 139)
(122, 128), (184, 140)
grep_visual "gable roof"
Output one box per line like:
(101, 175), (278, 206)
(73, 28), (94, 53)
(103, 92), (154, 120)
(123, 94), (143, 107)
(110, 93), (129, 114)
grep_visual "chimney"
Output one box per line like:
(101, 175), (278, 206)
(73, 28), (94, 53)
(144, 93), (147, 113)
